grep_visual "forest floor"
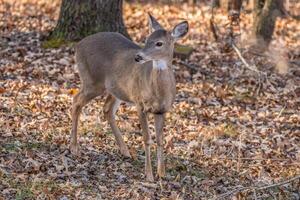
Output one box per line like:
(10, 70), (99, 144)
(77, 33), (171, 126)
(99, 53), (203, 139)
(0, 0), (300, 199)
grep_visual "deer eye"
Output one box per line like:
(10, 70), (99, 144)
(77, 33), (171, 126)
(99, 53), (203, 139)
(155, 42), (163, 47)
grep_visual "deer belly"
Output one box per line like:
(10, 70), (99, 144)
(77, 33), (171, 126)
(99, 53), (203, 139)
(143, 99), (173, 114)
(109, 90), (133, 103)
(105, 81), (133, 103)
(140, 85), (176, 114)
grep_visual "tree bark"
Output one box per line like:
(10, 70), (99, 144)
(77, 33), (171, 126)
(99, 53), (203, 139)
(49, 0), (129, 41)
(276, 0), (287, 17)
(252, 0), (280, 51)
(213, 0), (221, 8)
(227, 0), (243, 13)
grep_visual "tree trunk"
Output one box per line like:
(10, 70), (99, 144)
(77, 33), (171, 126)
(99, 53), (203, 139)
(49, 0), (129, 41)
(213, 0), (221, 8)
(227, 0), (242, 13)
(252, 0), (280, 51)
(276, 0), (287, 17)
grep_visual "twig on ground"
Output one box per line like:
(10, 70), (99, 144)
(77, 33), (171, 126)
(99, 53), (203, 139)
(289, 60), (300, 66)
(208, 7), (266, 79)
(214, 175), (300, 200)
(210, 0), (218, 41)
(212, 156), (297, 162)
(178, 60), (198, 71)
(231, 42), (261, 74)
(275, 105), (286, 119)
(237, 133), (243, 172)
(210, 19), (218, 42)
(231, 42), (273, 95)
(255, 175), (300, 190)
(214, 186), (244, 200)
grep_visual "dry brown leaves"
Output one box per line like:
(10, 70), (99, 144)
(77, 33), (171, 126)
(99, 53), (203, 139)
(0, 0), (299, 199)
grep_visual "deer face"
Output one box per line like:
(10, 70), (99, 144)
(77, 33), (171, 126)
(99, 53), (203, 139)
(135, 14), (189, 65)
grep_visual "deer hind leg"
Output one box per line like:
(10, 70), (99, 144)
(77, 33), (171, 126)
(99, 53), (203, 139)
(154, 114), (165, 178)
(103, 94), (131, 158)
(137, 106), (154, 182)
(70, 88), (101, 155)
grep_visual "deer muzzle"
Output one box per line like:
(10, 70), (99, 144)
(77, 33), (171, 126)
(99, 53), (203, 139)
(134, 53), (145, 63)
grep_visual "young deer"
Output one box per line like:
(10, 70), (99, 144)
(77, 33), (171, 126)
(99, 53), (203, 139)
(70, 14), (188, 181)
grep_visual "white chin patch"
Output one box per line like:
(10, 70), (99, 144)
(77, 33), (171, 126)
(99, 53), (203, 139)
(153, 60), (168, 70)
(139, 60), (146, 64)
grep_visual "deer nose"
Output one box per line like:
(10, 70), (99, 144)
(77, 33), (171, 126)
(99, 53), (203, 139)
(135, 54), (144, 63)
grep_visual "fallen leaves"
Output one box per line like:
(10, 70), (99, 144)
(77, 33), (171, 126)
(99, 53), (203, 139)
(0, 0), (300, 199)
(68, 88), (78, 96)
(0, 87), (5, 94)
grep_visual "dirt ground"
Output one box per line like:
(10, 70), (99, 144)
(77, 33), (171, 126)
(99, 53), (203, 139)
(0, 0), (299, 199)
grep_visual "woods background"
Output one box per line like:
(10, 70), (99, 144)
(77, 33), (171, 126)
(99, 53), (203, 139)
(0, 0), (299, 199)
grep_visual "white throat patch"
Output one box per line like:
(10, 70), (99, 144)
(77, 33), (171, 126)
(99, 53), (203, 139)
(153, 60), (168, 70)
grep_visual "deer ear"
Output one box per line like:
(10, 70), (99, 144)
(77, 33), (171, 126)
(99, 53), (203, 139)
(171, 21), (189, 40)
(148, 13), (163, 33)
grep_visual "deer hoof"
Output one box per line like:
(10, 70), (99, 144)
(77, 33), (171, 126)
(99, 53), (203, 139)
(157, 165), (166, 178)
(70, 144), (80, 156)
(146, 174), (155, 182)
(120, 149), (131, 158)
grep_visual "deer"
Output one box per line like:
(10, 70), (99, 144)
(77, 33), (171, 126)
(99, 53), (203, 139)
(70, 14), (189, 181)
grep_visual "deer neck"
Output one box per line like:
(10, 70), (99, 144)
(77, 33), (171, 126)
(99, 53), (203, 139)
(149, 59), (174, 92)
(151, 59), (172, 82)
(153, 59), (168, 70)
(129, 58), (175, 106)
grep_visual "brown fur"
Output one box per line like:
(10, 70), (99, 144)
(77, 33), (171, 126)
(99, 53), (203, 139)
(70, 15), (188, 181)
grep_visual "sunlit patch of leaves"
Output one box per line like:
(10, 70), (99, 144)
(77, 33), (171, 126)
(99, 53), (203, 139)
(1, 141), (45, 152)
(0, 0), (299, 199)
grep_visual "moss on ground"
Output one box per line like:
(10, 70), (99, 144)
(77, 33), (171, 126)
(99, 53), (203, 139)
(42, 37), (75, 49)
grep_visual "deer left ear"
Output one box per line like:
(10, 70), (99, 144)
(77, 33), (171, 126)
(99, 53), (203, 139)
(148, 13), (163, 33)
(171, 21), (189, 40)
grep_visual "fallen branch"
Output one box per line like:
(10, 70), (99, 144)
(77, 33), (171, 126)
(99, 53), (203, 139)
(231, 42), (272, 95)
(208, 5), (262, 77)
(210, 18), (219, 41)
(207, 3), (273, 95)
(214, 175), (300, 200)
(214, 186), (245, 200)
(231, 42), (261, 74)
(178, 60), (198, 71)
(275, 105), (286, 119)
(210, 0), (219, 41)
(213, 157), (296, 162)
(256, 175), (300, 190)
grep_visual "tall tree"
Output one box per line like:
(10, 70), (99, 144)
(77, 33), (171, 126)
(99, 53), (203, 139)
(228, 0), (242, 13)
(49, 0), (129, 41)
(252, 0), (280, 51)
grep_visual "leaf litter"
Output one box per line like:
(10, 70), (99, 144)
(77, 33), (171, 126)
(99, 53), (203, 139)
(0, 0), (299, 199)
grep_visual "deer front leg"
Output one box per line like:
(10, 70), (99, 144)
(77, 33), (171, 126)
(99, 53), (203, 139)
(137, 107), (154, 182)
(154, 114), (165, 178)
(104, 95), (131, 158)
(71, 90), (98, 155)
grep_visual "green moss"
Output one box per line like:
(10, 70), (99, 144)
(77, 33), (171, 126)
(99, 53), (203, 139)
(1, 141), (22, 152)
(223, 123), (239, 137)
(174, 44), (193, 55)
(32, 180), (59, 193)
(15, 186), (34, 200)
(42, 36), (77, 49)
(234, 91), (256, 104)
(42, 38), (66, 49)
(1, 141), (45, 152)
(3, 173), (62, 199)
(131, 158), (144, 168)
(24, 142), (44, 150)
(167, 157), (206, 180)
